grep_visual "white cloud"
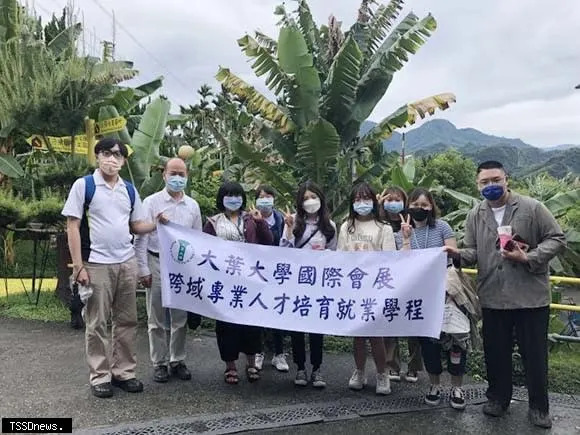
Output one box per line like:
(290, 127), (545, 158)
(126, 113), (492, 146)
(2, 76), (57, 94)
(39, 0), (580, 147)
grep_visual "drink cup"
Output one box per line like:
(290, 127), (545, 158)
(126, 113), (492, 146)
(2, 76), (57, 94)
(498, 225), (512, 250)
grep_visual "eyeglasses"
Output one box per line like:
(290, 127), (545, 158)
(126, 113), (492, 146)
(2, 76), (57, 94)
(100, 150), (123, 159)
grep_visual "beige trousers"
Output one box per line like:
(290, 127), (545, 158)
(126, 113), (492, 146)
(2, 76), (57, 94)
(146, 253), (188, 367)
(384, 337), (424, 374)
(84, 257), (138, 386)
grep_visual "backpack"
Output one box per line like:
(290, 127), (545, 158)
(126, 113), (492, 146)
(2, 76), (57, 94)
(83, 174), (136, 211)
(80, 175), (137, 261)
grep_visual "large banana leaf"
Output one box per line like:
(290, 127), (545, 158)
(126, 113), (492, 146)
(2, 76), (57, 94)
(277, 25), (321, 128)
(254, 31), (278, 54)
(360, 93), (456, 148)
(296, 0), (325, 74)
(259, 123), (297, 164)
(321, 35), (362, 134)
(363, 0), (405, 60)
(0, 0), (18, 42)
(390, 164), (413, 191)
(544, 189), (580, 218)
(127, 97), (170, 191)
(216, 67), (294, 133)
(238, 34), (288, 95)
(402, 155), (415, 182)
(46, 23), (82, 58)
(352, 13), (437, 125)
(135, 76), (164, 96)
(0, 152), (23, 177)
(296, 119), (340, 187)
(437, 187), (480, 207)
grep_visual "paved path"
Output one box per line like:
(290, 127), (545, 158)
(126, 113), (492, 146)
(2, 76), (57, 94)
(0, 317), (578, 434)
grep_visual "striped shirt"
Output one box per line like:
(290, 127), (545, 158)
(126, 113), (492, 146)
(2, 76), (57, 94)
(395, 219), (455, 250)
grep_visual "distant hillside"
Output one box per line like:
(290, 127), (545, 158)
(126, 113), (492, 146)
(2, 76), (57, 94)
(360, 119), (579, 178)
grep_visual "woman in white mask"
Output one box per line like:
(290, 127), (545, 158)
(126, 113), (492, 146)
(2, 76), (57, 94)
(280, 181), (337, 388)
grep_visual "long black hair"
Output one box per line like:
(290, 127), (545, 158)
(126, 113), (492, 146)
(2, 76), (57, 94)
(293, 180), (335, 242)
(408, 187), (439, 228)
(216, 181), (246, 212)
(347, 182), (384, 233)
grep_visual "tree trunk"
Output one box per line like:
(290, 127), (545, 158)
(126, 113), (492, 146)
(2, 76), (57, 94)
(55, 232), (73, 306)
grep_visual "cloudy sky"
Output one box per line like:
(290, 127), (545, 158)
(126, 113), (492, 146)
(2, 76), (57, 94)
(36, 0), (580, 148)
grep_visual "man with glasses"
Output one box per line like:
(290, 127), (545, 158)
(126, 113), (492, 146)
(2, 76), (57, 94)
(62, 138), (163, 398)
(445, 160), (566, 429)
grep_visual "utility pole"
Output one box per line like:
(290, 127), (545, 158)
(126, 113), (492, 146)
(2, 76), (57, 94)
(401, 132), (406, 165)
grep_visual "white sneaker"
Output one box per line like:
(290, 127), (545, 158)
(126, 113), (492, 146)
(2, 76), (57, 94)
(348, 369), (367, 390)
(254, 353), (264, 371)
(404, 371), (418, 383)
(294, 370), (308, 386)
(388, 370), (401, 382)
(376, 372), (392, 395)
(311, 369), (326, 388)
(450, 386), (466, 410)
(271, 354), (289, 372)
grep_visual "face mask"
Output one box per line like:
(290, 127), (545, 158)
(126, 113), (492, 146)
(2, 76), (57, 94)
(223, 196), (243, 211)
(481, 184), (505, 201)
(384, 201), (404, 214)
(303, 198), (321, 214)
(353, 200), (373, 216)
(409, 207), (430, 222)
(166, 175), (187, 193)
(98, 155), (122, 176)
(256, 197), (274, 213)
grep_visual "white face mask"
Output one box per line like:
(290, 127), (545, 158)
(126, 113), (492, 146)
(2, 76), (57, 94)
(303, 198), (321, 214)
(98, 155), (122, 176)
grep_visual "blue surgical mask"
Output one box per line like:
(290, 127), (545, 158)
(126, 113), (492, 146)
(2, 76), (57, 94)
(256, 197), (274, 213)
(353, 200), (374, 216)
(481, 184), (505, 201)
(384, 201), (404, 214)
(223, 196), (243, 211)
(166, 175), (187, 193)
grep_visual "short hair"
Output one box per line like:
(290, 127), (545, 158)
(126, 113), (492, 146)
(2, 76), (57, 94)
(94, 138), (128, 158)
(255, 184), (277, 200)
(477, 160), (505, 174)
(216, 181), (247, 212)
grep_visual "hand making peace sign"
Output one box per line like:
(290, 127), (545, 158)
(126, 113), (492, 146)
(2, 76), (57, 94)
(248, 206), (263, 221)
(399, 213), (412, 240)
(283, 207), (295, 238)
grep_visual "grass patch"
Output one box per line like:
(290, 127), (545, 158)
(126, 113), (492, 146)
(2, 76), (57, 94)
(0, 287), (69, 322)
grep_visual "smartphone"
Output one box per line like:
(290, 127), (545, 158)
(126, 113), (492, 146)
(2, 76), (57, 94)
(504, 239), (516, 251)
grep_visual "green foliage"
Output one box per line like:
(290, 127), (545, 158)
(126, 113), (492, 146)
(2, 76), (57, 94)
(0, 288), (69, 322)
(189, 176), (221, 219)
(25, 194), (64, 227)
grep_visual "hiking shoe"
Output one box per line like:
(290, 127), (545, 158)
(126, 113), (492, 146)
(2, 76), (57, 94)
(376, 373), (392, 395)
(348, 369), (367, 390)
(91, 382), (113, 398)
(388, 370), (401, 382)
(294, 370), (308, 386)
(153, 366), (169, 383)
(271, 354), (289, 372)
(450, 387), (466, 410)
(311, 369), (326, 388)
(170, 362), (192, 381)
(255, 353), (264, 371)
(528, 409), (552, 429)
(404, 371), (418, 383)
(111, 377), (144, 393)
(425, 385), (441, 406)
(483, 401), (507, 417)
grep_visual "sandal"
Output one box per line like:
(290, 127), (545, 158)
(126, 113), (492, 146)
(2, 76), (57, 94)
(246, 366), (260, 383)
(224, 369), (239, 385)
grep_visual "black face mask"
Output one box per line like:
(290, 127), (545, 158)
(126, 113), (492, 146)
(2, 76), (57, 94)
(408, 207), (430, 222)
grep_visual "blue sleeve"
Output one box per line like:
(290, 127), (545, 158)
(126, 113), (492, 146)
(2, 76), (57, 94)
(394, 232), (403, 250)
(439, 220), (455, 240)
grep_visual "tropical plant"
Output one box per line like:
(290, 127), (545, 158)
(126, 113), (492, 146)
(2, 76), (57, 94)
(216, 0), (456, 215)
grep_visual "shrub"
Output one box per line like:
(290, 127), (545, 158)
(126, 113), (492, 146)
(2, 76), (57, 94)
(26, 195), (65, 228)
(0, 191), (22, 227)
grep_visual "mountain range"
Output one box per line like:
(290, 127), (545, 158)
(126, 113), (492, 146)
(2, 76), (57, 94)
(361, 119), (580, 178)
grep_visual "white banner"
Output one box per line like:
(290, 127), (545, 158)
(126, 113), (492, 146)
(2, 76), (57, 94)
(158, 222), (447, 338)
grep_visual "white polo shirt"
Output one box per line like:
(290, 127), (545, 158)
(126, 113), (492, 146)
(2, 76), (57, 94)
(134, 189), (202, 277)
(61, 169), (145, 264)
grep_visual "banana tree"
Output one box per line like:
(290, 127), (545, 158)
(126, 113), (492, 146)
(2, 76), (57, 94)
(216, 0), (456, 214)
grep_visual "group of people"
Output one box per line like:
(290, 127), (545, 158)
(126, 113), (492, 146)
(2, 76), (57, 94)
(62, 138), (566, 429)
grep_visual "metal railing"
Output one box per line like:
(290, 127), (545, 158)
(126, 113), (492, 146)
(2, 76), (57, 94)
(462, 268), (580, 312)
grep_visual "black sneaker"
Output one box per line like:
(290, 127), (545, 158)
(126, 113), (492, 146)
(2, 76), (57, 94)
(170, 362), (192, 381)
(111, 377), (144, 393)
(450, 387), (466, 410)
(528, 409), (552, 429)
(91, 382), (113, 398)
(483, 401), (507, 417)
(425, 385), (441, 406)
(154, 365), (169, 383)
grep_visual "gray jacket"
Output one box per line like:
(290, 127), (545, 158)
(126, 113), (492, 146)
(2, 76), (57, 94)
(460, 192), (566, 309)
